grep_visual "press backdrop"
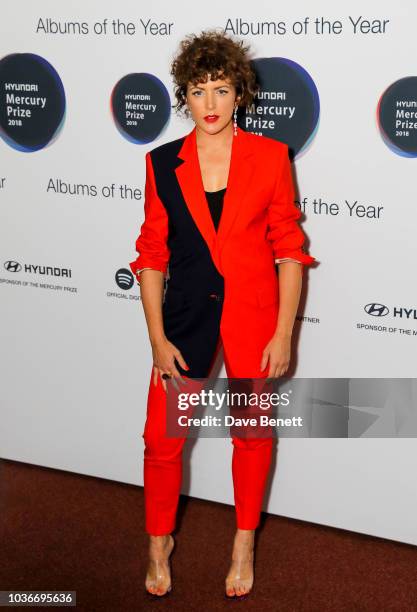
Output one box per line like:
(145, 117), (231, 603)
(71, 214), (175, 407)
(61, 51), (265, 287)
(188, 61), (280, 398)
(1, 0), (416, 545)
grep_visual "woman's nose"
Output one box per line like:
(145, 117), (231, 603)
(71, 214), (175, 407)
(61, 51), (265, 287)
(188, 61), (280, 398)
(206, 94), (216, 110)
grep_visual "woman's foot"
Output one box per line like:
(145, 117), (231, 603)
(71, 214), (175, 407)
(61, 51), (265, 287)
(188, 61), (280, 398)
(145, 533), (175, 596)
(225, 529), (255, 598)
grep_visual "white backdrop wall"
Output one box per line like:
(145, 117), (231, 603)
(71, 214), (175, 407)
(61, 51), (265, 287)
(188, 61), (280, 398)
(1, 1), (416, 545)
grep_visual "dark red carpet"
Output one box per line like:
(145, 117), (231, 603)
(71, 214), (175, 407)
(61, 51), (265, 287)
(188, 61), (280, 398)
(1, 459), (416, 611)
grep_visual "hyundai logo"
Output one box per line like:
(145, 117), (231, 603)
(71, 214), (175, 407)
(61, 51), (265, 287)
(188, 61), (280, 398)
(4, 260), (22, 272)
(364, 303), (389, 317)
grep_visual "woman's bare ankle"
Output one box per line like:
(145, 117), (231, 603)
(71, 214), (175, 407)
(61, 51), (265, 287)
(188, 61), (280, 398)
(149, 533), (172, 541)
(234, 528), (255, 542)
(148, 534), (173, 555)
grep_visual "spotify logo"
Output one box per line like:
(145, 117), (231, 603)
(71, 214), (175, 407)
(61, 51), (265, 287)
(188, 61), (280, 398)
(116, 267), (134, 290)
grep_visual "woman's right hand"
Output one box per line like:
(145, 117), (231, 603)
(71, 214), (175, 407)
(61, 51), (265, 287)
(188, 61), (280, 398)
(151, 336), (189, 391)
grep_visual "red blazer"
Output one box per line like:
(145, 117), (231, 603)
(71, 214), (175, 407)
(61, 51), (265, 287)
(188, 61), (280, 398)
(130, 125), (315, 309)
(130, 125), (316, 377)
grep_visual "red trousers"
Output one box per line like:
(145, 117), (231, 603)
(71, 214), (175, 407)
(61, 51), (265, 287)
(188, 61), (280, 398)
(141, 334), (274, 536)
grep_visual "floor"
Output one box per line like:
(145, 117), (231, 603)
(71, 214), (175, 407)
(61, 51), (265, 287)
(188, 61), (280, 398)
(1, 459), (417, 612)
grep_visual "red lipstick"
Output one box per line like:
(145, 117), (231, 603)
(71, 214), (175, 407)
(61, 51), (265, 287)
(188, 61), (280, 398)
(204, 114), (219, 123)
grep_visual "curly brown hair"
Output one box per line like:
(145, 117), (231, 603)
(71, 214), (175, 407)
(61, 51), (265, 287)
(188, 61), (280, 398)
(170, 28), (259, 116)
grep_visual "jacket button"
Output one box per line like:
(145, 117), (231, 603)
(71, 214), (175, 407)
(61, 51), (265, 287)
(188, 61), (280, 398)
(209, 293), (222, 301)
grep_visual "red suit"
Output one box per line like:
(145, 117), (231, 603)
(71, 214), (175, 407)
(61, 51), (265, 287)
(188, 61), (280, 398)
(130, 125), (315, 535)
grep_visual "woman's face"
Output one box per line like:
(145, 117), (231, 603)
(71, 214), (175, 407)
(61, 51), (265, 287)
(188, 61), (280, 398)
(186, 73), (240, 135)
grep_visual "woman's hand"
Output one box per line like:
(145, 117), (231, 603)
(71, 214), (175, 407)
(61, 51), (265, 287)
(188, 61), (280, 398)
(260, 333), (292, 379)
(151, 336), (189, 392)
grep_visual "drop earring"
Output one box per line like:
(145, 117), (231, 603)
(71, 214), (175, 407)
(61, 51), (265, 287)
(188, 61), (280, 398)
(233, 105), (237, 135)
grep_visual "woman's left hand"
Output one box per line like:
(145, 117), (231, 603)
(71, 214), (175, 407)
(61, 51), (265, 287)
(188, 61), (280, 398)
(260, 333), (291, 378)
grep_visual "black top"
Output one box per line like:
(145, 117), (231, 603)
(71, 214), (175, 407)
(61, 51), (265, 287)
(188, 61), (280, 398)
(204, 187), (226, 232)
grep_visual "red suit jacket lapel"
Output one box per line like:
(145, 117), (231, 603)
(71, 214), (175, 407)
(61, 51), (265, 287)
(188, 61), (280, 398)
(175, 125), (255, 274)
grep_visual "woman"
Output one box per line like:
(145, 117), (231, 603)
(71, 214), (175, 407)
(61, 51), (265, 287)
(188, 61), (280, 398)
(129, 30), (315, 599)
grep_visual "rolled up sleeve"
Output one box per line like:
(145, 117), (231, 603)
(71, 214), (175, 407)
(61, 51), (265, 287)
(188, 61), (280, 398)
(266, 143), (316, 266)
(129, 152), (170, 283)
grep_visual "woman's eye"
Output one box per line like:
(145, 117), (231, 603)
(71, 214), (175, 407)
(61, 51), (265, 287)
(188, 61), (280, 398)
(190, 89), (228, 96)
